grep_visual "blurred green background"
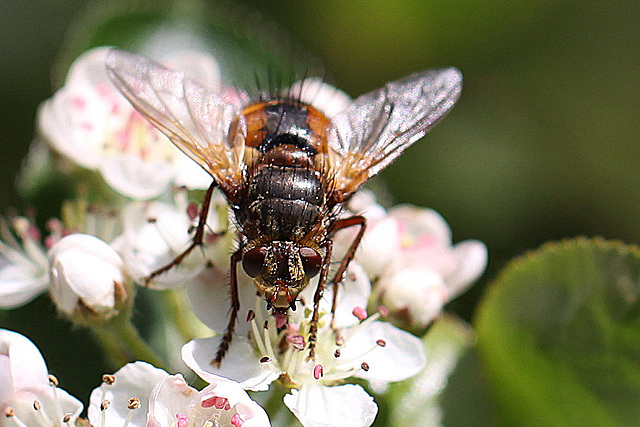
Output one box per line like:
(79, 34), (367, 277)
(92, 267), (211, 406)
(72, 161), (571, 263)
(1, 0), (639, 421)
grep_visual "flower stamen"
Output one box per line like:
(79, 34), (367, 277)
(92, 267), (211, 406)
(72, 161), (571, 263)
(123, 397), (140, 427)
(4, 408), (29, 427)
(100, 400), (110, 427)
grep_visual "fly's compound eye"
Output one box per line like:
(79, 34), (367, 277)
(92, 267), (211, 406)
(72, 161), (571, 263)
(242, 247), (268, 278)
(299, 247), (322, 278)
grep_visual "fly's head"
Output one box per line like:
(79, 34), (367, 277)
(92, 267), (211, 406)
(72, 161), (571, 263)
(242, 241), (322, 311)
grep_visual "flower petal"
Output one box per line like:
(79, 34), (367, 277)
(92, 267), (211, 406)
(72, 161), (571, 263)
(147, 373), (198, 426)
(345, 322), (426, 382)
(99, 155), (175, 200)
(0, 330), (83, 424)
(186, 268), (261, 335)
(0, 330), (48, 400)
(447, 240), (488, 298)
(117, 201), (204, 288)
(0, 263), (49, 309)
(48, 234), (123, 317)
(284, 383), (377, 427)
(88, 362), (168, 427)
(389, 205), (452, 246)
(288, 78), (351, 118)
(182, 337), (278, 391)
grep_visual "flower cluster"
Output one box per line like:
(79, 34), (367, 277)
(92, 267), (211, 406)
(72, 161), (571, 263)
(0, 47), (487, 426)
(0, 329), (268, 427)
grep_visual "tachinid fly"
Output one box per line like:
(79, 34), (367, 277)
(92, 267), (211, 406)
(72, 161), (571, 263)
(106, 49), (462, 365)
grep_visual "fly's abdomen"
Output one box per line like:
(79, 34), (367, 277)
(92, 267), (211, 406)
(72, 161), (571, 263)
(245, 165), (324, 241)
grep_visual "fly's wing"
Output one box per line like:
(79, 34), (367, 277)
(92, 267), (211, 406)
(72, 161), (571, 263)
(106, 49), (246, 196)
(328, 68), (462, 203)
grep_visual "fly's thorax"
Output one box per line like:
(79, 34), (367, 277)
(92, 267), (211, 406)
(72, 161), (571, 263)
(241, 100), (331, 156)
(242, 241), (322, 309)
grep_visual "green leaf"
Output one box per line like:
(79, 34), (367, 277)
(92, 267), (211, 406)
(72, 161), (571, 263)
(476, 238), (640, 426)
(384, 315), (476, 426)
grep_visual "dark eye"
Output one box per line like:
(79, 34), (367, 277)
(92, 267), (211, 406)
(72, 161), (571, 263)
(299, 247), (322, 278)
(242, 247), (267, 278)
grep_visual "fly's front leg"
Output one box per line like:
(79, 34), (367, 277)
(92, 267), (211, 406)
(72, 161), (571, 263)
(144, 181), (217, 285)
(329, 216), (366, 325)
(307, 240), (333, 360)
(211, 248), (242, 367)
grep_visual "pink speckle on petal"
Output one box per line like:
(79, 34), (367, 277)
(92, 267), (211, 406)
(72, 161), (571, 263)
(352, 306), (368, 321)
(416, 234), (439, 248)
(70, 97), (86, 110)
(287, 323), (300, 333)
(396, 220), (408, 236)
(80, 121), (94, 131)
(116, 129), (131, 147)
(231, 413), (245, 427)
(96, 83), (112, 98)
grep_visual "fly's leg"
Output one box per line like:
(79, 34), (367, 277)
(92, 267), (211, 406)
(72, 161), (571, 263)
(211, 249), (242, 367)
(307, 240), (333, 360)
(144, 181), (217, 285)
(329, 216), (366, 325)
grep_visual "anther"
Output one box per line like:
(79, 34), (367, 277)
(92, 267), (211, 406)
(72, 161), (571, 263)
(263, 320), (269, 330)
(48, 374), (59, 387)
(215, 397), (228, 410)
(334, 349), (341, 358)
(33, 400), (41, 411)
(147, 217), (157, 224)
(176, 413), (189, 427)
(231, 413), (245, 427)
(63, 414), (72, 423)
(260, 356), (271, 363)
(352, 306), (367, 321)
(127, 398), (141, 410)
(102, 374), (116, 385)
(4, 408), (14, 417)
(187, 202), (199, 220)
(100, 400), (110, 411)
(361, 362), (370, 372)
(376, 339), (386, 347)
(313, 364), (324, 380)
(378, 306), (389, 317)
(246, 310), (255, 322)
(287, 335), (305, 351)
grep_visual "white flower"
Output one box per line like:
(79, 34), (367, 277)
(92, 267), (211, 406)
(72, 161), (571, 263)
(0, 217), (53, 309)
(287, 77), (351, 118)
(182, 263), (426, 427)
(365, 204), (488, 329)
(0, 329), (83, 426)
(38, 47), (218, 200)
(88, 361), (270, 427)
(112, 189), (233, 288)
(48, 233), (127, 321)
